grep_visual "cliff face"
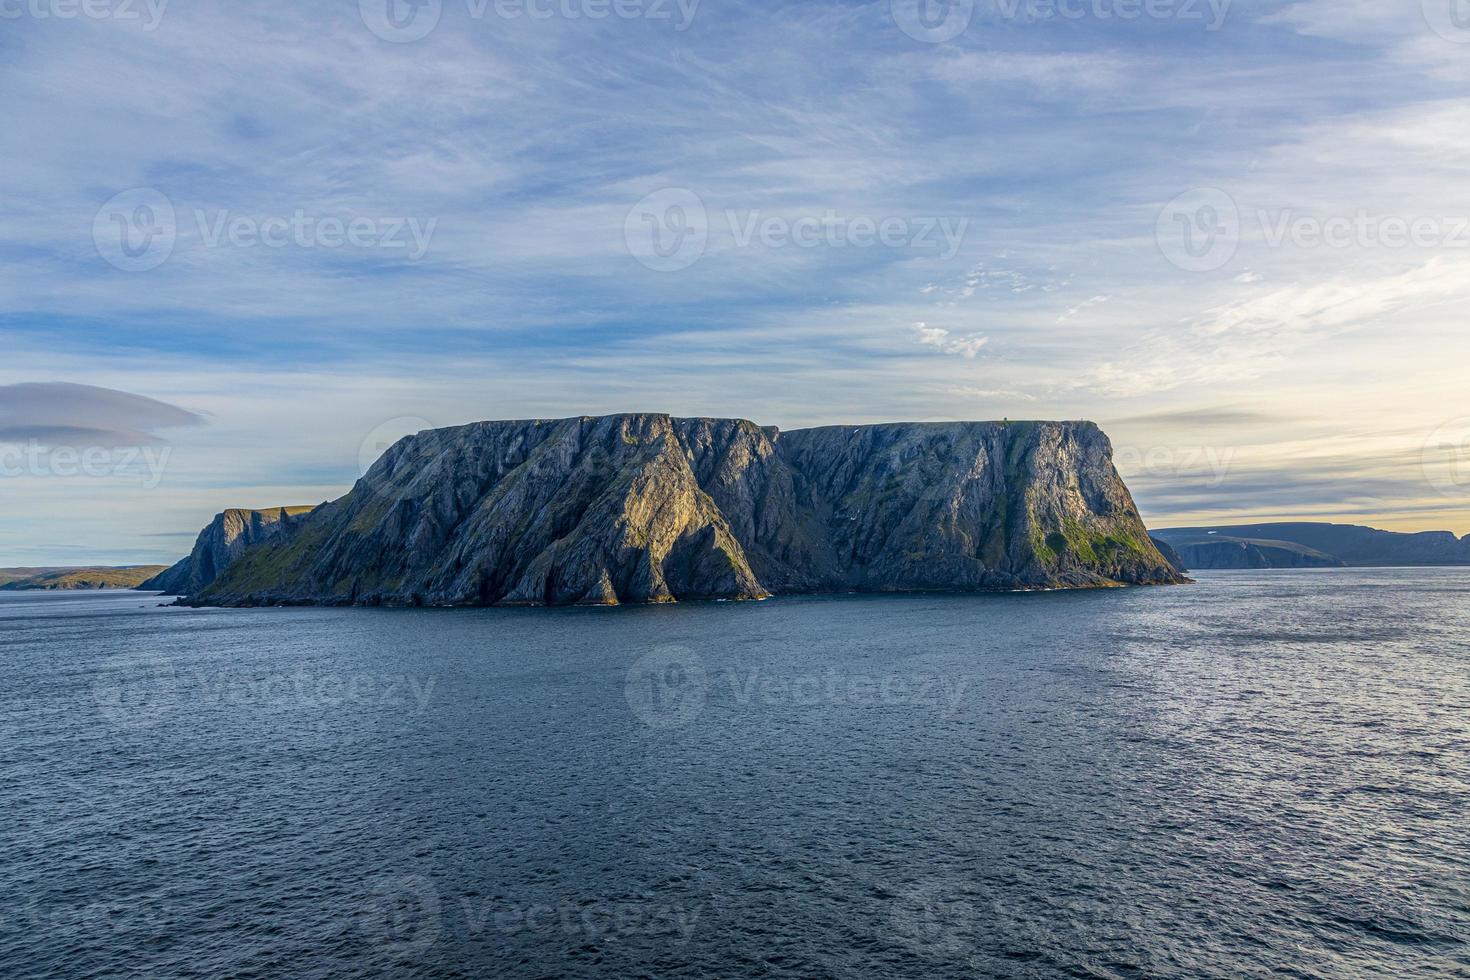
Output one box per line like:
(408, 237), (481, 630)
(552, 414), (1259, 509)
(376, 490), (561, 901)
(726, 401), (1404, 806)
(1153, 523), (1470, 568)
(1164, 537), (1345, 570)
(138, 507), (314, 594)
(188, 414), (1184, 607)
(1147, 536), (1188, 575)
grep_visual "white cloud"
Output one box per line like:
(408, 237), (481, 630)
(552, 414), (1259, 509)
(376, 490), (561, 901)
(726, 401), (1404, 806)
(1082, 255), (1470, 398)
(913, 322), (989, 359)
(9, 0), (1470, 555)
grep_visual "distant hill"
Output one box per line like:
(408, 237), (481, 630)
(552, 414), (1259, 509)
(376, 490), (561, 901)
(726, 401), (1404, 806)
(1152, 523), (1470, 569)
(0, 566), (169, 591)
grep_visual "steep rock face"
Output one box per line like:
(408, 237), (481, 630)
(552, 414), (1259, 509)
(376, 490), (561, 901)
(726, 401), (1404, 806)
(1166, 537), (1345, 570)
(1148, 536), (1188, 574)
(772, 421), (1176, 591)
(189, 414), (1184, 607)
(1153, 523), (1470, 568)
(139, 507), (314, 594)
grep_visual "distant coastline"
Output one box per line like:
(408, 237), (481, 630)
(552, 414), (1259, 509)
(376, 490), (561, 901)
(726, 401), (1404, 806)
(1152, 522), (1470, 570)
(0, 566), (167, 591)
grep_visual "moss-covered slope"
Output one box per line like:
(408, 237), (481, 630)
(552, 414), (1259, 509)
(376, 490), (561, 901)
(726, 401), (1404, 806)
(0, 566), (168, 591)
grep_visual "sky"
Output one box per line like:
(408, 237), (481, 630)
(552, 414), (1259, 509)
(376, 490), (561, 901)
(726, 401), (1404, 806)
(3, 0), (1470, 565)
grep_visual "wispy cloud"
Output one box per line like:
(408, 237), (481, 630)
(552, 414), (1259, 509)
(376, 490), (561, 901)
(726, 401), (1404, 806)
(6, 0), (1470, 559)
(913, 322), (989, 359)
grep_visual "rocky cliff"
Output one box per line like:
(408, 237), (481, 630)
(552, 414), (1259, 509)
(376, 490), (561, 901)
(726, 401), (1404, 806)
(1152, 523), (1470, 569)
(185, 415), (1183, 607)
(1147, 536), (1188, 575)
(138, 507), (314, 594)
(1157, 534), (1345, 570)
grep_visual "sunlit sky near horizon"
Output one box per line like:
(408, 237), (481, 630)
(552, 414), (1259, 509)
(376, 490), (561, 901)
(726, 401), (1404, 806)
(3, 0), (1470, 565)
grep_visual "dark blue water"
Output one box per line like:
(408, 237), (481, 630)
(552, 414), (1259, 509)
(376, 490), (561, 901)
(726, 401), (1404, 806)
(2, 570), (1468, 978)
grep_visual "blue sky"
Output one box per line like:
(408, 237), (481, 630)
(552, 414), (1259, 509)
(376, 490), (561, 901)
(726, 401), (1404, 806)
(4, 0), (1470, 564)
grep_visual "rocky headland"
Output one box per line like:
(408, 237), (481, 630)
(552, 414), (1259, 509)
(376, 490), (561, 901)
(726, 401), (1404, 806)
(139, 507), (315, 594)
(160, 414), (1184, 607)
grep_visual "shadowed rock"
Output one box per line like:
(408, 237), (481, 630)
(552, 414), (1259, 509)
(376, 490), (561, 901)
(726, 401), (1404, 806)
(139, 507), (315, 594)
(1153, 522), (1470, 568)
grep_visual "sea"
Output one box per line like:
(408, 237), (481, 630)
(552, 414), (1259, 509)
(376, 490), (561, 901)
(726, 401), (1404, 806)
(2, 568), (1467, 978)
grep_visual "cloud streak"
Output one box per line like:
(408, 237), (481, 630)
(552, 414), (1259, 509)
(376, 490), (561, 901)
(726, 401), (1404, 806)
(0, 382), (205, 447)
(6, 0), (1470, 558)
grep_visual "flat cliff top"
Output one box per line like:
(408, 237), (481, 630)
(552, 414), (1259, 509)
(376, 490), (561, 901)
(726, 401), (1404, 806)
(422, 414), (1099, 429)
(180, 412), (1178, 607)
(219, 506), (317, 518)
